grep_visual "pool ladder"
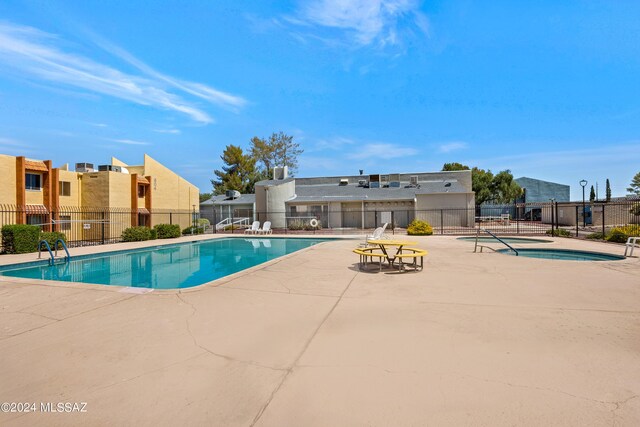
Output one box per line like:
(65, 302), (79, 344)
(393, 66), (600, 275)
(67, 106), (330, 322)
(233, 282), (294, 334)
(38, 239), (71, 266)
(474, 228), (519, 256)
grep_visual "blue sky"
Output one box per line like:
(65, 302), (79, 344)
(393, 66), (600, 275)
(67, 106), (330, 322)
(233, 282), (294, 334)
(1, 0), (639, 200)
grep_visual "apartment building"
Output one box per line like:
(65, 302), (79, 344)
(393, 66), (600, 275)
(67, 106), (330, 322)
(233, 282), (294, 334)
(0, 153), (199, 238)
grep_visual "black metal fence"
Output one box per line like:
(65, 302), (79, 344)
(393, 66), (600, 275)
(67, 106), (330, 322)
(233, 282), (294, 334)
(2, 200), (636, 251)
(0, 205), (196, 251)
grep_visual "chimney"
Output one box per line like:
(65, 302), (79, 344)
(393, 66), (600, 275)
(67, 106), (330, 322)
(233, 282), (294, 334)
(273, 166), (289, 180)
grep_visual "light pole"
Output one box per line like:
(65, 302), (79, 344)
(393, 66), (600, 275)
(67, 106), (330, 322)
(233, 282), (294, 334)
(579, 180), (587, 227)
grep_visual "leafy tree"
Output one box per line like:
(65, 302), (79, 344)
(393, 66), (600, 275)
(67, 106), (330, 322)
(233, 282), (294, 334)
(472, 167), (495, 205)
(199, 192), (212, 203)
(211, 145), (257, 195)
(490, 170), (523, 204)
(628, 171), (640, 196)
(442, 162), (470, 171)
(605, 179), (611, 202)
(250, 132), (303, 178)
(441, 163), (522, 204)
(589, 185), (596, 202)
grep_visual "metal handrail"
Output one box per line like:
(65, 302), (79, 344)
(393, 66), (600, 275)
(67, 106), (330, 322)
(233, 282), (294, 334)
(38, 239), (71, 265)
(38, 240), (55, 265)
(474, 228), (519, 256)
(55, 239), (71, 261)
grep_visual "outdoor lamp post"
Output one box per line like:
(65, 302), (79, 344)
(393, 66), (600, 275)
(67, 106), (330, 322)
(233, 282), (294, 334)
(579, 179), (587, 227)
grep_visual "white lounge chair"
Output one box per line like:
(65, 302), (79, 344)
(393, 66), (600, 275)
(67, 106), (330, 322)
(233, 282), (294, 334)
(366, 223), (389, 244)
(624, 237), (639, 257)
(257, 221), (272, 235)
(244, 221), (260, 234)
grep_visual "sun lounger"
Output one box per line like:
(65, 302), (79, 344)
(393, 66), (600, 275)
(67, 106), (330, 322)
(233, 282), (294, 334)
(244, 221), (260, 234)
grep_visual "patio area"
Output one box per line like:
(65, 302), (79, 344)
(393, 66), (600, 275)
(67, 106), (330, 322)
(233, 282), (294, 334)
(1, 235), (639, 426)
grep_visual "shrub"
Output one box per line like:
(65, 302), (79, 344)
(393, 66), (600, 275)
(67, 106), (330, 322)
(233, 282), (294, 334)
(197, 218), (210, 228)
(606, 225), (640, 243)
(585, 232), (605, 240)
(40, 231), (67, 250)
(630, 203), (640, 216)
(407, 219), (433, 236)
(1, 224), (41, 254)
(288, 219), (304, 230)
(183, 226), (204, 235)
(150, 229), (158, 240)
(154, 224), (181, 239)
(122, 226), (152, 242)
(545, 228), (572, 237)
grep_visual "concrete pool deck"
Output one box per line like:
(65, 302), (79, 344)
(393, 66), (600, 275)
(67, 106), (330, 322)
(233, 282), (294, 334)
(0, 235), (639, 426)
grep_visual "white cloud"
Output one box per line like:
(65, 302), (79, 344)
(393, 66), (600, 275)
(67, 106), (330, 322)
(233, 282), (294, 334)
(0, 22), (247, 124)
(438, 141), (468, 153)
(153, 129), (181, 134)
(289, 0), (429, 48)
(112, 138), (151, 146)
(347, 142), (417, 159)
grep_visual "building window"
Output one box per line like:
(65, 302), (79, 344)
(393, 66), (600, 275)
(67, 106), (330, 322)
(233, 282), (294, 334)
(26, 173), (41, 190)
(59, 215), (71, 231)
(138, 185), (146, 198)
(59, 181), (71, 196)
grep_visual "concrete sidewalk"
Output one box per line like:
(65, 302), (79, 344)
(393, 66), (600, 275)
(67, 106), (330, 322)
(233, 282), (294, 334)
(0, 236), (639, 426)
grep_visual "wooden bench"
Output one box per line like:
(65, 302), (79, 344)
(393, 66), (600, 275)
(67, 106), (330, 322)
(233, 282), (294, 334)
(353, 248), (388, 271)
(393, 247), (428, 272)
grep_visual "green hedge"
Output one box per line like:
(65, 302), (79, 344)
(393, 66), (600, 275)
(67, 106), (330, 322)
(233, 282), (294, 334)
(545, 228), (572, 237)
(407, 219), (433, 236)
(182, 225), (204, 235)
(122, 226), (153, 242)
(154, 224), (181, 239)
(40, 232), (67, 250)
(1, 224), (41, 254)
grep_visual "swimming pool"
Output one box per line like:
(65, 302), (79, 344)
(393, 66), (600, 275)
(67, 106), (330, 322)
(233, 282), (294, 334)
(457, 236), (552, 244)
(0, 237), (329, 289)
(497, 248), (625, 261)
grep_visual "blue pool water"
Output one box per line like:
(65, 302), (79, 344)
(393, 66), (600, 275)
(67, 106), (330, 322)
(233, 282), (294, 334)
(497, 248), (624, 261)
(0, 238), (329, 289)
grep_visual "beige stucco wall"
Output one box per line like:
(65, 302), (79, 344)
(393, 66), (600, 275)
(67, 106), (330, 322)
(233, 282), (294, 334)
(255, 180), (295, 228)
(140, 155), (199, 212)
(0, 154), (17, 205)
(58, 169), (82, 207)
(25, 187), (43, 205)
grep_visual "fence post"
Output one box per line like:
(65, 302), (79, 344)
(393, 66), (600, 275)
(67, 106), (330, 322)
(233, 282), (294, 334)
(555, 202), (559, 234)
(516, 205), (520, 234)
(575, 206), (579, 237)
(391, 211), (395, 235)
(602, 204), (605, 240)
(169, 212), (172, 225)
(440, 209), (444, 235)
(375, 210), (378, 228)
(101, 211), (106, 245)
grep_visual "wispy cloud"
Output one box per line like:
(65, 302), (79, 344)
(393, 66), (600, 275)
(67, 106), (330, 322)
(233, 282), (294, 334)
(311, 136), (356, 151)
(286, 0), (429, 48)
(347, 142), (417, 159)
(0, 22), (247, 124)
(111, 138), (151, 146)
(0, 136), (34, 154)
(153, 129), (181, 135)
(438, 141), (468, 153)
(90, 123), (108, 128)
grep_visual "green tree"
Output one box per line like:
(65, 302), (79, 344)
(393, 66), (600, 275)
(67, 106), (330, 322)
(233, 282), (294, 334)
(441, 163), (522, 204)
(490, 170), (523, 204)
(628, 172), (640, 196)
(605, 179), (611, 202)
(199, 192), (212, 203)
(250, 132), (303, 178)
(442, 162), (470, 171)
(589, 185), (595, 202)
(211, 145), (257, 195)
(472, 167), (495, 205)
